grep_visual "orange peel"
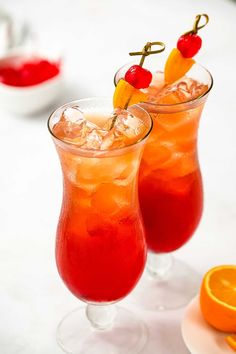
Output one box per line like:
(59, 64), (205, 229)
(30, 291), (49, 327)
(226, 334), (236, 351)
(164, 48), (195, 84)
(200, 265), (236, 332)
(113, 79), (147, 109)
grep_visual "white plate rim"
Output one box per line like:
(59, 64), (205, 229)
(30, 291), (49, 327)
(181, 296), (234, 354)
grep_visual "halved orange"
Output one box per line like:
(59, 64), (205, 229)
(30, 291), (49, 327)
(226, 335), (236, 351)
(164, 48), (195, 84)
(200, 265), (236, 332)
(113, 79), (147, 109)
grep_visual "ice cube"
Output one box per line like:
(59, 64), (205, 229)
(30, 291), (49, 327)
(144, 71), (166, 101)
(83, 129), (104, 149)
(100, 108), (144, 148)
(102, 110), (121, 131)
(100, 130), (115, 150)
(63, 106), (85, 123)
(113, 110), (144, 139)
(157, 77), (208, 104)
(188, 80), (208, 99)
(54, 106), (86, 140)
(124, 114), (143, 132)
(175, 79), (208, 101)
(176, 81), (192, 100)
(58, 106), (103, 146)
(86, 213), (118, 238)
(82, 128), (111, 149)
(53, 106), (146, 150)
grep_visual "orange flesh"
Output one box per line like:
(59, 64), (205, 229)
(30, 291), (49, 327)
(113, 79), (147, 109)
(226, 335), (236, 351)
(200, 266), (236, 332)
(164, 48), (195, 84)
(209, 269), (236, 307)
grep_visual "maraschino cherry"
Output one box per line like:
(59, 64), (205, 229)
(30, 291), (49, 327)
(177, 34), (202, 58)
(125, 65), (152, 89)
(124, 41), (165, 89)
(0, 58), (60, 87)
(177, 14), (209, 58)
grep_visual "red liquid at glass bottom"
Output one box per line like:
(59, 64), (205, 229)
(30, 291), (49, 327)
(56, 183), (146, 303)
(139, 169), (203, 253)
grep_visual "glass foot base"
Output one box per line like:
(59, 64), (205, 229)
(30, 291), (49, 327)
(57, 306), (148, 354)
(133, 258), (201, 311)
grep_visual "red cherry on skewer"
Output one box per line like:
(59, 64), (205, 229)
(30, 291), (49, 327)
(124, 41), (165, 89)
(177, 34), (202, 58)
(176, 14), (209, 59)
(125, 64), (152, 89)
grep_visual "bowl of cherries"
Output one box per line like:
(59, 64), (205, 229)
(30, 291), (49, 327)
(0, 50), (63, 115)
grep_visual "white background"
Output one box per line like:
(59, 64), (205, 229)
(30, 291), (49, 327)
(0, 0), (235, 353)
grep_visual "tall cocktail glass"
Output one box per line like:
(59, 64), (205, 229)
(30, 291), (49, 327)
(115, 63), (213, 309)
(48, 98), (152, 353)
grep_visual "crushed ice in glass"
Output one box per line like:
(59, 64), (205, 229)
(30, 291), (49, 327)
(53, 106), (146, 150)
(145, 72), (208, 104)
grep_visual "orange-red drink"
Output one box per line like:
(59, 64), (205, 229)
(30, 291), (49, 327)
(115, 67), (212, 254)
(112, 17), (213, 310)
(48, 99), (152, 303)
(139, 72), (208, 252)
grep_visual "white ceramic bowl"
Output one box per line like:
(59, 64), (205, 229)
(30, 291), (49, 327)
(0, 52), (64, 115)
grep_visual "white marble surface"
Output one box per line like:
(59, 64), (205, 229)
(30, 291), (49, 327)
(0, 0), (235, 353)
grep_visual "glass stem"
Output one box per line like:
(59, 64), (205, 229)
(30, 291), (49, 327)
(86, 304), (117, 330)
(147, 252), (174, 280)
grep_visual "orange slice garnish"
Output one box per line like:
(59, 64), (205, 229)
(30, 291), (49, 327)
(200, 265), (236, 332)
(226, 335), (236, 351)
(164, 48), (195, 84)
(113, 79), (147, 109)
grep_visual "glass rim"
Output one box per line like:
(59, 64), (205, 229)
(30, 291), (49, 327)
(114, 62), (213, 109)
(47, 97), (153, 155)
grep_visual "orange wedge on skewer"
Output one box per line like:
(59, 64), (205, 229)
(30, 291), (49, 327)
(164, 48), (195, 84)
(113, 79), (147, 109)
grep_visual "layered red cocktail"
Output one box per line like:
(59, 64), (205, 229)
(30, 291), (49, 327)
(48, 99), (152, 303)
(113, 14), (213, 308)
